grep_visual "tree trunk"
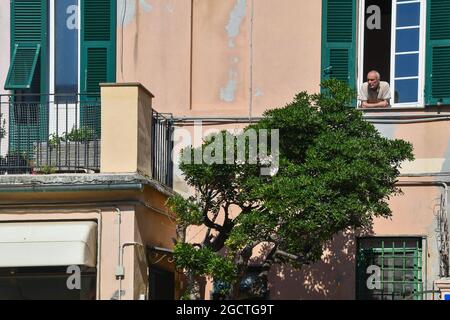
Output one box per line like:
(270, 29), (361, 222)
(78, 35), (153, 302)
(186, 271), (201, 300)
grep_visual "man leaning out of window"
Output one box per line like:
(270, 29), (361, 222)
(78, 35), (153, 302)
(358, 70), (391, 108)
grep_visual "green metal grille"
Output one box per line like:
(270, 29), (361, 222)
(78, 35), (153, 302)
(356, 238), (423, 300)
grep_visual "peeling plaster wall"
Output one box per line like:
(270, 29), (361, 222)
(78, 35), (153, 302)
(192, 0), (249, 111)
(251, 0), (321, 115)
(117, 0), (450, 300)
(117, 0), (191, 113)
(119, 0), (322, 116)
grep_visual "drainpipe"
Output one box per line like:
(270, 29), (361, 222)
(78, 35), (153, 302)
(114, 206), (145, 300)
(117, 241), (145, 300)
(115, 207), (123, 300)
(438, 182), (449, 277)
(397, 181), (450, 283)
(95, 209), (102, 300)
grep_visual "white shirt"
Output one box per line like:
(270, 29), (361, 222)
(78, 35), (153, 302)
(358, 81), (391, 103)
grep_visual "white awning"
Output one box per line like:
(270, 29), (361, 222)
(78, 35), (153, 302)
(0, 221), (97, 268)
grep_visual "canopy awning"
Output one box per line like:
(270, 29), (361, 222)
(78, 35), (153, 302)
(0, 221), (97, 268)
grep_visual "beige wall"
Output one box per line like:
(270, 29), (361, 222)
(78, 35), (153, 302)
(0, 184), (176, 300)
(118, 0), (322, 117)
(100, 83), (154, 176)
(0, 206), (137, 300)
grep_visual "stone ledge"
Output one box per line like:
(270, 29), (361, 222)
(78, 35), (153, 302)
(0, 173), (174, 197)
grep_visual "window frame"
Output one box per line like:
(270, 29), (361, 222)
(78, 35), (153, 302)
(0, 266), (97, 300)
(49, 0), (81, 96)
(357, 0), (427, 108)
(355, 236), (426, 300)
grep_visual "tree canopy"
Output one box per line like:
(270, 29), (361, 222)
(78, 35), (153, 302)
(168, 79), (414, 299)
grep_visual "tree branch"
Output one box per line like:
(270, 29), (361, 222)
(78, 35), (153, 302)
(273, 249), (308, 265)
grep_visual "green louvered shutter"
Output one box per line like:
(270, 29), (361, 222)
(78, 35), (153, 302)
(80, 0), (116, 96)
(80, 0), (115, 134)
(5, 44), (41, 90)
(321, 0), (356, 90)
(8, 0), (48, 156)
(8, 0), (48, 93)
(425, 0), (450, 106)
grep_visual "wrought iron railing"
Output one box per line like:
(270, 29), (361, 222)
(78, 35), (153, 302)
(152, 111), (174, 188)
(0, 94), (101, 174)
(0, 94), (174, 188)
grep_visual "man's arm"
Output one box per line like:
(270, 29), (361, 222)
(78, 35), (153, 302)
(361, 100), (389, 108)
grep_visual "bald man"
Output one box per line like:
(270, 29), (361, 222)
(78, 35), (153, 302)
(358, 70), (391, 108)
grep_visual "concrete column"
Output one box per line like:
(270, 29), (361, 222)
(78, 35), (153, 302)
(100, 83), (154, 176)
(435, 278), (450, 300)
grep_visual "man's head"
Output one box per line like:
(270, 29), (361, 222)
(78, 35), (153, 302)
(367, 70), (381, 90)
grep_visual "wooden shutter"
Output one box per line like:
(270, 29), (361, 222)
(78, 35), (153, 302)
(321, 0), (356, 88)
(8, 0), (48, 156)
(8, 0), (47, 93)
(80, 0), (115, 135)
(80, 0), (116, 96)
(425, 0), (450, 105)
(5, 44), (41, 90)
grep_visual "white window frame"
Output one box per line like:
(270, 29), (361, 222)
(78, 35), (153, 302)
(357, 0), (427, 108)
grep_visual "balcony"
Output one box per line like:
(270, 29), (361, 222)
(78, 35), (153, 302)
(0, 91), (173, 188)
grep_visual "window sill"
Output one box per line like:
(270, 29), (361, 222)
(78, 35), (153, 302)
(358, 105), (450, 114)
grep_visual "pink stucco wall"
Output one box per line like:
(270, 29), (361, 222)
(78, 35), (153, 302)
(268, 184), (442, 300)
(118, 0), (322, 117)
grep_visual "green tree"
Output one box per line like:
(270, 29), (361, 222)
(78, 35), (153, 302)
(168, 80), (414, 299)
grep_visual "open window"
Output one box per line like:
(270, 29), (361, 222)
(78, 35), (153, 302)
(358, 0), (426, 107)
(322, 0), (450, 108)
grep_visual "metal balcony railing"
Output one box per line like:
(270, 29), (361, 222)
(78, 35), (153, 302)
(152, 111), (174, 188)
(0, 94), (174, 188)
(0, 93), (101, 174)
